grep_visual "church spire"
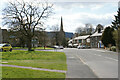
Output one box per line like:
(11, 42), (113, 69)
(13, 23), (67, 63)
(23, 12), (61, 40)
(60, 16), (64, 31)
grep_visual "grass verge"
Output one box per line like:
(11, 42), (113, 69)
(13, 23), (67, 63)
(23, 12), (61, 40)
(2, 50), (67, 70)
(1, 50), (67, 78)
(2, 67), (65, 78)
(13, 47), (54, 50)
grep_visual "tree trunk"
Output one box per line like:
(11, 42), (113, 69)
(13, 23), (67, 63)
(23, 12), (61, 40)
(27, 37), (32, 51)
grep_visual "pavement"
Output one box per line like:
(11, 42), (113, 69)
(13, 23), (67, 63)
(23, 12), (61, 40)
(63, 48), (118, 78)
(1, 64), (66, 73)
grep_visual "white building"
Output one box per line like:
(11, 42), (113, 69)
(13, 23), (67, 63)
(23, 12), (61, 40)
(68, 35), (90, 48)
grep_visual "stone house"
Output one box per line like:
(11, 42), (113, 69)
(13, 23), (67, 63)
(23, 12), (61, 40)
(0, 27), (9, 44)
(90, 24), (104, 48)
(68, 24), (104, 48)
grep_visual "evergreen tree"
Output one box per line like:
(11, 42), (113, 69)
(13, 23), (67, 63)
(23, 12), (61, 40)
(101, 27), (115, 47)
(111, 8), (120, 52)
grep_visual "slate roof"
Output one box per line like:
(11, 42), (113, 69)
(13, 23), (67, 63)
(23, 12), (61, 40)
(74, 35), (90, 40)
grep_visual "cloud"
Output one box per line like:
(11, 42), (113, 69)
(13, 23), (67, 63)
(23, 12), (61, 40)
(90, 4), (104, 10)
(45, 11), (117, 32)
(0, 1), (118, 32)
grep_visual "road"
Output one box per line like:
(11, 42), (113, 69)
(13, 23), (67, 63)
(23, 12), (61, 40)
(63, 48), (118, 78)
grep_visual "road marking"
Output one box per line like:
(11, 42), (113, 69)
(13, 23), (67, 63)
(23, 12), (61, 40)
(68, 57), (75, 59)
(76, 54), (99, 78)
(93, 54), (118, 62)
(92, 49), (106, 52)
(76, 55), (87, 65)
(104, 57), (118, 61)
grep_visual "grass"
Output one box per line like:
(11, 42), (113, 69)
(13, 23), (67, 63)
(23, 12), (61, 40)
(13, 47), (54, 50)
(12, 47), (27, 49)
(2, 67), (65, 78)
(35, 47), (54, 49)
(2, 50), (67, 70)
(1, 50), (67, 78)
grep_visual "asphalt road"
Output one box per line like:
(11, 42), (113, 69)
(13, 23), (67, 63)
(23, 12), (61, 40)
(63, 48), (118, 78)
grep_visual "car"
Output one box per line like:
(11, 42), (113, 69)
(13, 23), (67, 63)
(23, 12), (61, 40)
(77, 45), (86, 49)
(53, 45), (64, 49)
(53, 45), (59, 49)
(0, 44), (12, 52)
(59, 46), (64, 49)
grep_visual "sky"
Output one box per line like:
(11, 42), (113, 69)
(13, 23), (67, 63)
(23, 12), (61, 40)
(0, 0), (119, 33)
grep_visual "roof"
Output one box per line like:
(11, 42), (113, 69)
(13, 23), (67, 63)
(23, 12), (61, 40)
(91, 30), (103, 37)
(68, 39), (73, 43)
(74, 35), (90, 40)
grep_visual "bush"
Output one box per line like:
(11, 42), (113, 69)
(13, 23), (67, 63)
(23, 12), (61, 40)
(110, 46), (116, 52)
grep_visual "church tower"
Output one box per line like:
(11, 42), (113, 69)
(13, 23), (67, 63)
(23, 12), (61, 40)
(58, 17), (66, 46)
(60, 17), (64, 32)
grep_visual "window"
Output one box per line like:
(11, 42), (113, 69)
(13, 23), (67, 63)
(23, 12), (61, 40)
(98, 28), (101, 33)
(3, 44), (10, 47)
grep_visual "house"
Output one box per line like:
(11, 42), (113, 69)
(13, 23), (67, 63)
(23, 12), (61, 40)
(0, 27), (9, 43)
(90, 24), (104, 48)
(68, 35), (90, 48)
(0, 27), (2, 43)
(68, 24), (104, 48)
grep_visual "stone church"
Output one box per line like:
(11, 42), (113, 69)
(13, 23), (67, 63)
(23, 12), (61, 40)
(58, 17), (65, 46)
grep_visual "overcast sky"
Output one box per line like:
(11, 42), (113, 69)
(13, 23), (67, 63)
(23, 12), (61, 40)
(0, 0), (118, 33)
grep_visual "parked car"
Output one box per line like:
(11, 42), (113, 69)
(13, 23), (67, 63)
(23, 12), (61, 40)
(53, 45), (64, 49)
(77, 45), (86, 49)
(0, 43), (12, 52)
(59, 46), (64, 49)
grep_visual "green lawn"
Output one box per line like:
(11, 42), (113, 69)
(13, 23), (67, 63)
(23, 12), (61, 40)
(13, 47), (54, 50)
(2, 67), (65, 78)
(35, 47), (54, 49)
(1, 50), (67, 78)
(2, 50), (67, 70)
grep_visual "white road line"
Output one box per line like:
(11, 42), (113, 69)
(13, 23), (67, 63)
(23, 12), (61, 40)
(93, 54), (118, 62)
(76, 55), (87, 65)
(104, 57), (118, 61)
(92, 49), (106, 52)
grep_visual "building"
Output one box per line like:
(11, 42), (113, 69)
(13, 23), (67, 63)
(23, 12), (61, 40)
(68, 35), (90, 48)
(0, 27), (9, 43)
(47, 17), (74, 46)
(58, 17), (65, 46)
(68, 24), (104, 48)
(2, 29), (9, 43)
(0, 27), (2, 43)
(90, 24), (104, 48)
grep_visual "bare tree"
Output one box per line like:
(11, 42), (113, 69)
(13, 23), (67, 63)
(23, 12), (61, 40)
(75, 24), (94, 36)
(2, 1), (53, 51)
(75, 27), (83, 34)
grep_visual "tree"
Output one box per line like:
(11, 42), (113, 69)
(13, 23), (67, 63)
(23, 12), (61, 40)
(75, 24), (94, 36)
(3, 1), (53, 51)
(8, 29), (27, 47)
(101, 27), (116, 47)
(111, 8), (120, 52)
(75, 27), (83, 34)
(50, 25), (59, 45)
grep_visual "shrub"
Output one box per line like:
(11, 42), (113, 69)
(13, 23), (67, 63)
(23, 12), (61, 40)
(110, 46), (116, 52)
